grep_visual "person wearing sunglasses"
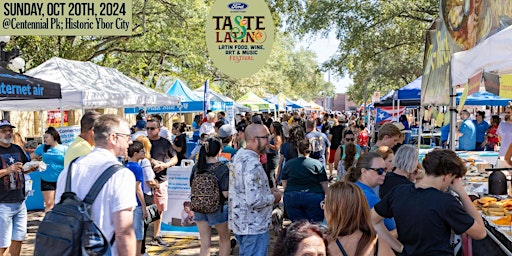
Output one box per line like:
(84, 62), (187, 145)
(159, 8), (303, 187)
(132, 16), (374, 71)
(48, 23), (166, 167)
(344, 152), (397, 237)
(333, 130), (361, 179)
(372, 149), (486, 255)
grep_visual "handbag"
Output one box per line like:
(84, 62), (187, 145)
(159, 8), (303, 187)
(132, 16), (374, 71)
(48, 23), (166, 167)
(145, 204), (160, 225)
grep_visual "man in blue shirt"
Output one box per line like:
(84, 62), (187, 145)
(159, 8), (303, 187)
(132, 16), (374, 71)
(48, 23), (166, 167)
(457, 110), (476, 151)
(472, 111), (489, 151)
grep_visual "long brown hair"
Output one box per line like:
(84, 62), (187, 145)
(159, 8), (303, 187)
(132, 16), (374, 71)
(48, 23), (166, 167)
(344, 152), (382, 182)
(343, 143), (357, 171)
(325, 181), (376, 255)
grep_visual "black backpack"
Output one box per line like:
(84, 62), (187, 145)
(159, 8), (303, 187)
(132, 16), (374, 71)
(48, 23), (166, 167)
(34, 160), (124, 256)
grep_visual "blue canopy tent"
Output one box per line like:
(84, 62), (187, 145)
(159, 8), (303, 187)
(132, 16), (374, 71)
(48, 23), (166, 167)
(397, 76), (421, 100)
(456, 91), (512, 106)
(125, 79), (223, 114)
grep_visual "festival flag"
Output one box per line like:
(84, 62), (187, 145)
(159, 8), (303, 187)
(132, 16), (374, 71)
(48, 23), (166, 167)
(500, 74), (512, 98)
(375, 106), (405, 124)
(203, 79), (210, 117)
(468, 71), (482, 96)
(483, 72), (500, 96)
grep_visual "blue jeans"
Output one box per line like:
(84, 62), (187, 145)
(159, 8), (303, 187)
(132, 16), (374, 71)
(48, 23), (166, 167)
(0, 202), (27, 248)
(235, 231), (269, 256)
(283, 191), (325, 222)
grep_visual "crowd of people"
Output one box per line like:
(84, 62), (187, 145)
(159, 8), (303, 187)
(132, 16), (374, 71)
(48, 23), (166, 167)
(2, 104), (512, 256)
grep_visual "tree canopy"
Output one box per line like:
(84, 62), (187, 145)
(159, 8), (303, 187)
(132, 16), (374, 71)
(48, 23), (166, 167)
(271, 0), (438, 103)
(6, 0), (334, 102)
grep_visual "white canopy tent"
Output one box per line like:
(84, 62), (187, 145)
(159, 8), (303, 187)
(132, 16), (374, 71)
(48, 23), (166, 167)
(0, 57), (180, 111)
(451, 26), (512, 86)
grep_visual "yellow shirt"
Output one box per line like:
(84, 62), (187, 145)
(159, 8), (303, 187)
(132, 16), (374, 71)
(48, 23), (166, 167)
(64, 136), (94, 166)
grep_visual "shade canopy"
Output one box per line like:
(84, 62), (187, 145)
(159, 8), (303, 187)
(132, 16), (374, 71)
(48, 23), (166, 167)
(397, 76), (422, 100)
(1, 57), (179, 111)
(237, 91), (276, 111)
(0, 66), (61, 102)
(125, 79), (223, 114)
(456, 91), (512, 106)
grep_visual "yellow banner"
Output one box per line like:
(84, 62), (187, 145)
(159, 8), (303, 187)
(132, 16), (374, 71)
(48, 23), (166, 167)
(500, 74), (512, 98)
(436, 112), (445, 127)
(457, 84), (468, 113)
(0, 0), (132, 35)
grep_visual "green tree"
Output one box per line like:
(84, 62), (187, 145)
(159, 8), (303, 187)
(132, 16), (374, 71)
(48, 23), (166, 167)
(7, 0), (333, 101)
(271, 0), (438, 103)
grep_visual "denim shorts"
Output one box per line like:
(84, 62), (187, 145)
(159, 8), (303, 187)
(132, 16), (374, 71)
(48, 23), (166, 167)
(133, 206), (144, 240)
(193, 204), (228, 226)
(0, 202), (27, 248)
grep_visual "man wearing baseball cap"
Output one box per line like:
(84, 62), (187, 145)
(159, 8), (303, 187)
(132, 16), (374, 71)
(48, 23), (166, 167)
(0, 120), (38, 256)
(218, 124), (237, 161)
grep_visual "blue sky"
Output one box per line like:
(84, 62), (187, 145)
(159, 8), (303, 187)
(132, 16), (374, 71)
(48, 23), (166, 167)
(300, 32), (352, 93)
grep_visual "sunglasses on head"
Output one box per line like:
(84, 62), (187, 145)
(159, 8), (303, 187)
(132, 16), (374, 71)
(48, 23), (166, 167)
(366, 167), (386, 175)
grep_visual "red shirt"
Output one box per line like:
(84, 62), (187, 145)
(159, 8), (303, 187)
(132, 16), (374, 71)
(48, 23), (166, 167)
(357, 130), (369, 147)
(487, 125), (499, 144)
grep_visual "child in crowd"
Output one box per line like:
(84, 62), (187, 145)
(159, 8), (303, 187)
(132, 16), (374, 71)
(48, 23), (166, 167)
(126, 141), (147, 256)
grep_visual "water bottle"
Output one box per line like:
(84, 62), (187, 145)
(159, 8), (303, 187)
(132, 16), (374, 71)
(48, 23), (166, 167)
(430, 140), (436, 148)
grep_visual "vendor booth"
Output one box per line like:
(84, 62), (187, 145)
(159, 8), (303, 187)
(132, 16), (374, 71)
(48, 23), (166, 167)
(420, 2), (512, 254)
(2, 57), (179, 111)
(125, 79), (222, 114)
(237, 91), (276, 112)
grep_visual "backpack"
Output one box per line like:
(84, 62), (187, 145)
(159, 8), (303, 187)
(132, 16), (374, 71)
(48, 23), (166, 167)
(308, 133), (324, 160)
(190, 163), (223, 213)
(34, 159), (124, 256)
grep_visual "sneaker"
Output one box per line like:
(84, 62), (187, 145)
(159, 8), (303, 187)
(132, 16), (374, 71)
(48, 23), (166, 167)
(151, 236), (170, 247)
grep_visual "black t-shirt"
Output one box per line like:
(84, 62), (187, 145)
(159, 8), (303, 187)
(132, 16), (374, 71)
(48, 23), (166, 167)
(0, 144), (29, 203)
(374, 184), (474, 256)
(150, 137), (177, 183)
(379, 172), (413, 198)
(173, 134), (187, 165)
(329, 125), (344, 150)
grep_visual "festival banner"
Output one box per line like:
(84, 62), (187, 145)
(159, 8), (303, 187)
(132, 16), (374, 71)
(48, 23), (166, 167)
(467, 71), (482, 95)
(483, 72), (500, 95)
(441, 0), (512, 51)
(421, 17), (452, 106)
(457, 84), (469, 113)
(205, 0), (275, 79)
(499, 74), (512, 98)
(161, 160), (199, 237)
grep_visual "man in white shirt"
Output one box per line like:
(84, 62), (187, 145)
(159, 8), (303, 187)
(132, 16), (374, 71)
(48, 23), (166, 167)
(199, 112), (216, 136)
(56, 114), (137, 255)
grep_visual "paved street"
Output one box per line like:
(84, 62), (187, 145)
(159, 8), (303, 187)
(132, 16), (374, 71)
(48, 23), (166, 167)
(21, 210), (281, 256)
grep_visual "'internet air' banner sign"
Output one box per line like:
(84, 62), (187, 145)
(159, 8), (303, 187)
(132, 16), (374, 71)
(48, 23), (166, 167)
(205, 0), (275, 79)
(0, 0), (132, 35)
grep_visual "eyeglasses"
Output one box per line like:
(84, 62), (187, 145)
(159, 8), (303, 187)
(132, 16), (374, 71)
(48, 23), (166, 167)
(345, 138), (355, 141)
(147, 127), (158, 131)
(115, 133), (132, 141)
(255, 135), (269, 140)
(366, 167), (386, 175)
(320, 200), (325, 210)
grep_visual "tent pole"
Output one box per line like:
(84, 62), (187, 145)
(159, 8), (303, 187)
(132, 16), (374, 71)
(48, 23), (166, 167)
(398, 100), (401, 121)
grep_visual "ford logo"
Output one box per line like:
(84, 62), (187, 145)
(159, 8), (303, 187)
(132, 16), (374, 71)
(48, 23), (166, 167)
(228, 2), (248, 10)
